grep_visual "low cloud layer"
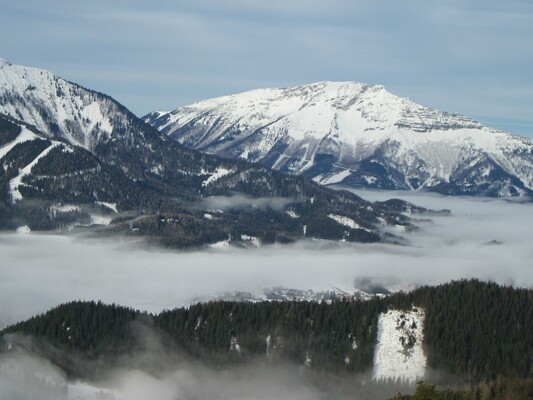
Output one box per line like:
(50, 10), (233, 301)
(0, 191), (532, 330)
(0, 334), (366, 400)
(200, 194), (293, 211)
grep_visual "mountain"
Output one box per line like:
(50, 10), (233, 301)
(145, 81), (533, 197)
(0, 60), (421, 246)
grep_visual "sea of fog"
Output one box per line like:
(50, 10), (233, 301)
(0, 190), (532, 329)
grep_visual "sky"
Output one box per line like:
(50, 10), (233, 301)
(0, 0), (531, 138)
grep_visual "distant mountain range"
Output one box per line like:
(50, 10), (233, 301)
(0, 59), (423, 246)
(145, 81), (533, 197)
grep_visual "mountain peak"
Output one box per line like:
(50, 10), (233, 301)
(146, 82), (533, 197)
(0, 60), (119, 151)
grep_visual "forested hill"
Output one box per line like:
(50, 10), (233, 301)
(2, 280), (532, 384)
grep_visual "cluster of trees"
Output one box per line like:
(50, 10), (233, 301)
(30, 145), (99, 176)
(155, 299), (382, 371)
(0, 114), (21, 146)
(113, 197), (383, 248)
(3, 280), (532, 385)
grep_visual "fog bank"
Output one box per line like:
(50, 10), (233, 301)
(0, 192), (531, 329)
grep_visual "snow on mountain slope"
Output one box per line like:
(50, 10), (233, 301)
(147, 81), (533, 197)
(1, 61), (423, 245)
(373, 307), (426, 382)
(0, 59), (116, 151)
(0, 59), (263, 200)
(0, 114), (163, 220)
(8, 141), (60, 204)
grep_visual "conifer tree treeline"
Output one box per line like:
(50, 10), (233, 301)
(2, 280), (532, 382)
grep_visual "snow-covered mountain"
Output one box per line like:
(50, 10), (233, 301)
(0, 60), (422, 245)
(146, 81), (533, 197)
(0, 58), (123, 151)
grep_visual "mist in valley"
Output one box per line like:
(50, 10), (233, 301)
(1, 191), (531, 329)
(0, 191), (532, 398)
(1, 331), (385, 400)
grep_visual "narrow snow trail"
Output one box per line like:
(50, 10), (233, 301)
(9, 143), (59, 203)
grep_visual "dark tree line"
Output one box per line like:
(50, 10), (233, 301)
(2, 280), (532, 384)
(385, 280), (533, 381)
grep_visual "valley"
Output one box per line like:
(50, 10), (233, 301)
(0, 51), (531, 399)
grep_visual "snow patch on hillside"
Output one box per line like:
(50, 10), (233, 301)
(68, 381), (119, 400)
(209, 239), (231, 249)
(96, 201), (118, 213)
(314, 169), (352, 185)
(50, 204), (81, 215)
(373, 307), (426, 382)
(90, 214), (113, 226)
(285, 210), (299, 219)
(328, 214), (370, 232)
(241, 234), (260, 247)
(16, 225), (31, 234)
(202, 167), (233, 187)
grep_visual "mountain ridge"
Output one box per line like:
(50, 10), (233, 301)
(145, 81), (533, 197)
(0, 60), (423, 246)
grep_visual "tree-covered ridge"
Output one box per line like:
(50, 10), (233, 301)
(391, 280), (533, 381)
(155, 299), (383, 371)
(0, 114), (417, 247)
(2, 280), (532, 382)
(3, 301), (138, 355)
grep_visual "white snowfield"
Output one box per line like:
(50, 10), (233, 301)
(201, 167), (233, 187)
(95, 201), (118, 213)
(373, 307), (426, 382)
(149, 81), (533, 194)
